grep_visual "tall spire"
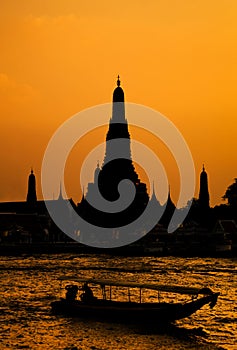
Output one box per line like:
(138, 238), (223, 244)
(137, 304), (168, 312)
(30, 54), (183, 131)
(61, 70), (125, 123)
(58, 181), (63, 200)
(78, 76), (149, 230)
(199, 164), (210, 209)
(26, 168), (37, 205)
(104, 76), (130, 161)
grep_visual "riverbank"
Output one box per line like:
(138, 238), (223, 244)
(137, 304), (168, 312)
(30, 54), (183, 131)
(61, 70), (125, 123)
(0, 242), (236, 258)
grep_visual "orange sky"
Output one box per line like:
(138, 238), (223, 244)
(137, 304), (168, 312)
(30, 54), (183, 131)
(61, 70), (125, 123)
(0, 0), (236, 207)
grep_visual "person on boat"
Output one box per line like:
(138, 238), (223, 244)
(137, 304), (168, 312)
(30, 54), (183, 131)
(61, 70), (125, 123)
(80, 283), (94, 302)
(65, 285), (78, 301)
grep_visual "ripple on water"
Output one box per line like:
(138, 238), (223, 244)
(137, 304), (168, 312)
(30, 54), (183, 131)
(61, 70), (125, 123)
(0, 254), (235, 349)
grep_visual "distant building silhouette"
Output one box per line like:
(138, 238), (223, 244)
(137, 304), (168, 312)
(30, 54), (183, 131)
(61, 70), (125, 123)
(185, 165), (212, 228)
(198, 165), (210, 210)
(0, 167), (77, 243)
(159, 187), (176, 227)
(26, 169), (37, 206)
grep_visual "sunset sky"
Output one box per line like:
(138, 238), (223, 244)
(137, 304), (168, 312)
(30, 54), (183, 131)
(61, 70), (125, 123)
(0, 0), (236, 207)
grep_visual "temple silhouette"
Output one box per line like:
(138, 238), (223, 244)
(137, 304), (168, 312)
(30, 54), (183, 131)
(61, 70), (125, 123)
(0, 76), (237, 254)
(0, 78), (214, 232)
(78, 76), (150, 228)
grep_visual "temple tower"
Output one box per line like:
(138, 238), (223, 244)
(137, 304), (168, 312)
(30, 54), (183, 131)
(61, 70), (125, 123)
(82, 76), (149, 227)
(198, 165), (210, 209)
(99, 76), (145, 203)
(26, 169), (37, 205)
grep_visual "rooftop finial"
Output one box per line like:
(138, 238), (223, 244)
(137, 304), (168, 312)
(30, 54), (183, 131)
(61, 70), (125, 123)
(58, 181), (63, 200)
(202, 164), (205, 172)
(117, 75), (120, 87)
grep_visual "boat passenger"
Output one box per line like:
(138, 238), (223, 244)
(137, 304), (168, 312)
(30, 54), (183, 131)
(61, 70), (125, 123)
(65, 285), (78, 301)
(80, 283), (94, 302)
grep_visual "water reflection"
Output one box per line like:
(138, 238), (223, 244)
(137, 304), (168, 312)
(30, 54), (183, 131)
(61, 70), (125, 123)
(0, 255), (235, 349)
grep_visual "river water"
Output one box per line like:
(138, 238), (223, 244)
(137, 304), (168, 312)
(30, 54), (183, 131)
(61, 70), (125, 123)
(0, 254), (236, 350)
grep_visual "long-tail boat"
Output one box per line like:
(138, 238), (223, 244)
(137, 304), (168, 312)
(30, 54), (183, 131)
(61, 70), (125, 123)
(51, 277), (219, 323)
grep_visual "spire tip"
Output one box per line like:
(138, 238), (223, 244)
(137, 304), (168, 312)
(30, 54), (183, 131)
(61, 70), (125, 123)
(117, 75), (120, 87)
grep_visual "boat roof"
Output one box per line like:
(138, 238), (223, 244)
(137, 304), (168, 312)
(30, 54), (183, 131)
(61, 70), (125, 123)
(58, 276), (214, 295)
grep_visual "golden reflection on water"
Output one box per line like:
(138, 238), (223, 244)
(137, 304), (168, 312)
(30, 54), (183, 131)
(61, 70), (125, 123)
(0, 255), (236, 349)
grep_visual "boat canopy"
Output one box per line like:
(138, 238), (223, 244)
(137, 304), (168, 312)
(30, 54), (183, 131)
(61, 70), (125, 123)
(58, 276), (214, 295)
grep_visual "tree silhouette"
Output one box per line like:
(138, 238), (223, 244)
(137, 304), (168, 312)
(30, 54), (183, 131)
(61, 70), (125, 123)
(222, 178), (237, 207)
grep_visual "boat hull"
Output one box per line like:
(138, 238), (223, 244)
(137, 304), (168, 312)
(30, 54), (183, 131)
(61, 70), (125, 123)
(51, 293), (219, 323)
